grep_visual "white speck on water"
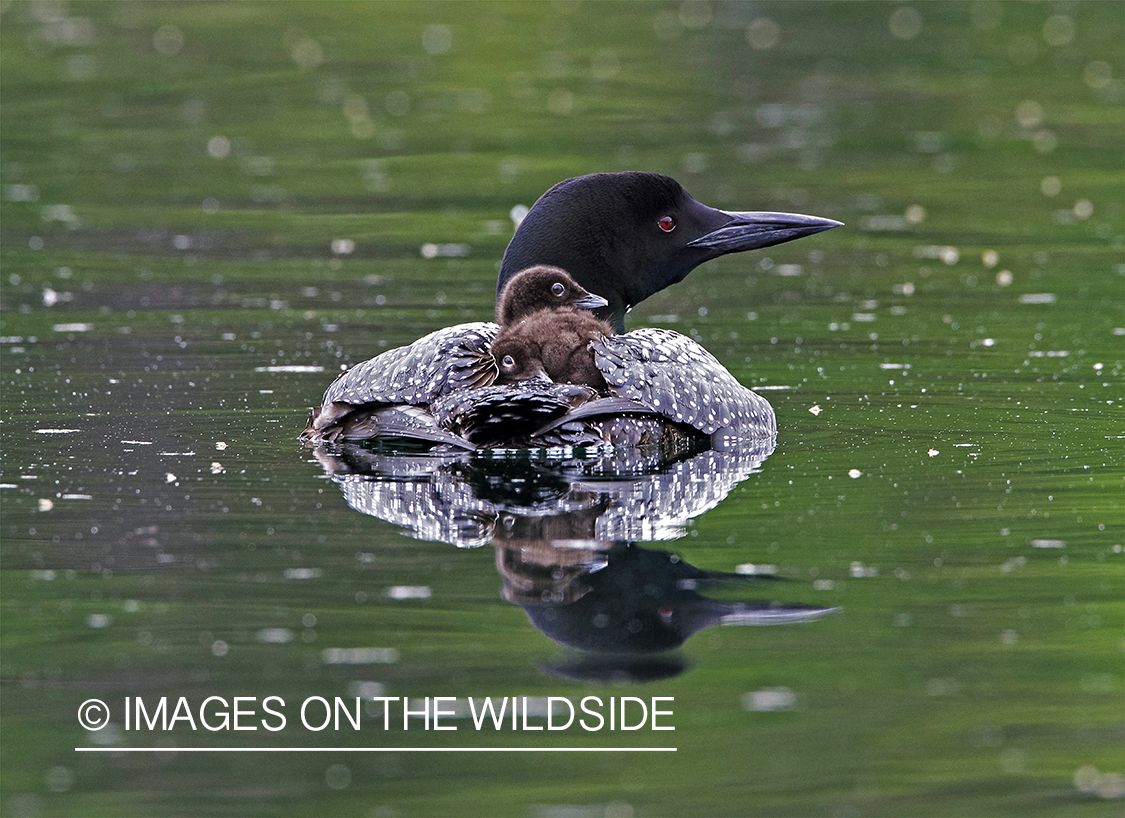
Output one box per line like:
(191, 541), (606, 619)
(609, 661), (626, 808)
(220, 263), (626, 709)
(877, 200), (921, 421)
(37, 498), (54, 511)
(848, 469), (862, 479)
(888, 6), (922, 41)
(904, 204), (926, 224)
(420, 242), (469, 258)
(735, 564), (777, 576)
(1031, 539), (1066, 549)
(927, 449), (939, 457)
(206, 135), (231, 159)
(742, 687), (797, 712)
(284, 568), (322, 580)
(745, 17), (780, 50)
(35, 428), (79, 434)
(52, 323), (91, 332)
(1018, 293), (1057, 304)
(850, 562), (878, 578)
(1000, 556), (1026, 574)
(165, 473), (176, 483)
(385, 586), (432, 600)
(913, 244), (958, 264)
(254, 365), (324, 373)
(1074, 766), (1125, 799)
(349, 681), (384, 700)
(808, 404), (822, 415)
(87, 614), (112, 628)
(153, 24), (184, 56)
(421, 23), (452, 55)
(258, 628), (294, 644)
(321, 647), (400, 665)
(291, 37), (323, 71)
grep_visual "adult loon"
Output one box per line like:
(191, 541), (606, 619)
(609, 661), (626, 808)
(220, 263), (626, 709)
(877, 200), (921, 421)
(302, 172), (841, 449)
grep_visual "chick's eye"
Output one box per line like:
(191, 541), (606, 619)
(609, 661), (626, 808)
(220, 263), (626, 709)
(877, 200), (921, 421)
(658, 215), (676, 233)
(550, 282), (565, 297)
(501, 355), (515, 368)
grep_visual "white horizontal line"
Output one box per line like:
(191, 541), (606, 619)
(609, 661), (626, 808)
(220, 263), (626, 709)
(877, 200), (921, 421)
(76, 746), (676, 753)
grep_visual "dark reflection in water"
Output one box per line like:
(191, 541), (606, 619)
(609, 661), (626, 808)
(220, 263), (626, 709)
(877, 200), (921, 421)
(307, 439), (835, 678)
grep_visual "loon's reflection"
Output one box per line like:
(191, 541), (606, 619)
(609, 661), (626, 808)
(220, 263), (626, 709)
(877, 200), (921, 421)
(307, 439), (835, 676)
(310, 438), (775, 545)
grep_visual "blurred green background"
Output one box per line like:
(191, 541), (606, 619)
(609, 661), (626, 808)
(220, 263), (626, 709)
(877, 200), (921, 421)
(1, 2), (1122, 816)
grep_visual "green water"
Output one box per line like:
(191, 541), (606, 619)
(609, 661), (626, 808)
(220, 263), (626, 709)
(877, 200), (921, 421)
(1, 2), (1122, 816)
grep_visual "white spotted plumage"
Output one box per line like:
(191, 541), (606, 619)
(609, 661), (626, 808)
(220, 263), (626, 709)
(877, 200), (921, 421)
(307, 322), (776, 446)
(589, 328), (775, 438)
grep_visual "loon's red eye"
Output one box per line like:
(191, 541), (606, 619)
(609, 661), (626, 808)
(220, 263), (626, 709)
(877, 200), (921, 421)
(658, 215), (676, 233)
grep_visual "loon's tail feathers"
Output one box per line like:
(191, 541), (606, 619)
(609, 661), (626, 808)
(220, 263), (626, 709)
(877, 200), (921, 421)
(302, 404), (476, 451)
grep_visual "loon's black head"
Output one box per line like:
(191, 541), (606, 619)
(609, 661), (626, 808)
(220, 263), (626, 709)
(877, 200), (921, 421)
(496, 264), (609, 326)
(498, 172), (843, 332)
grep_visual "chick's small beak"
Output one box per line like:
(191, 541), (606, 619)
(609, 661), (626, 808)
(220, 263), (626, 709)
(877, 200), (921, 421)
(574, 292), (609, 310)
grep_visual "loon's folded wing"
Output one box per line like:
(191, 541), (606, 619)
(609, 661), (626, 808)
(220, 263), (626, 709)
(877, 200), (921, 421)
(311, 322), (499, 432)
(591, 327), (776, 438)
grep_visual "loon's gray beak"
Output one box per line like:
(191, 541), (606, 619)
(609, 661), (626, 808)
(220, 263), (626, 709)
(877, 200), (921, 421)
(574, 292), (609, 310)
(718, 604), (840, 626)
(688, 211), (843, 255)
